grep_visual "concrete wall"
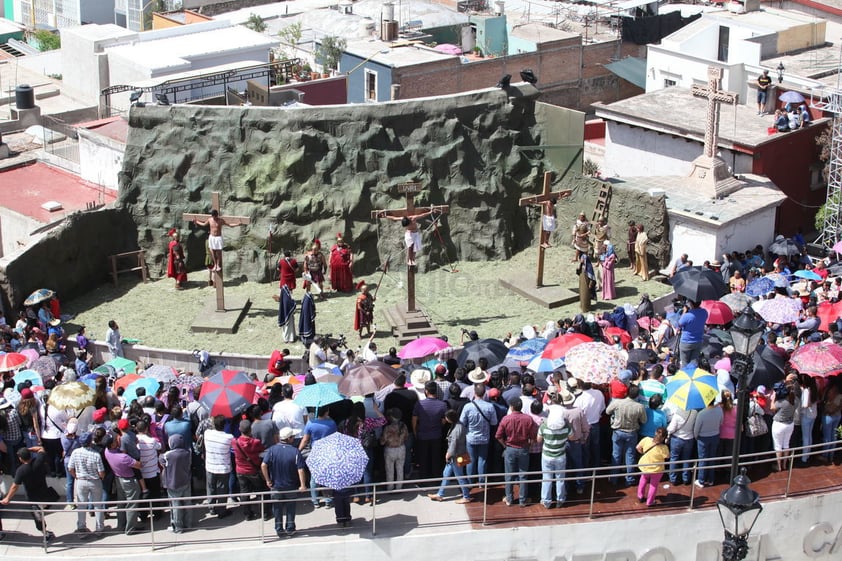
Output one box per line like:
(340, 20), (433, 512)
(0, 208), (40, 258)
(646, 47), (750, 101)
(78, 128), (123, 190)
(777, 19), (825, 53)
(61, 25), (134, 105)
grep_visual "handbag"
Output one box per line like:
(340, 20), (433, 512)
(746, 413), (768, 437)
(455, 452), (472, 467)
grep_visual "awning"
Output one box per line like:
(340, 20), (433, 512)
(604, 57), (647, 89)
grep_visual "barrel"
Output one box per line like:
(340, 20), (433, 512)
(15, 84), (35, 110)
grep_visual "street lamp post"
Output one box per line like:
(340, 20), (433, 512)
(727, 307), (766, 484)
(776, 62), (785, 84)
(718, 468), (763, 561)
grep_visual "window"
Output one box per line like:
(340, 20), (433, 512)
(718, 26), (729, 62)
(664, 79), (677, 88)
(365, 70), (377, 102)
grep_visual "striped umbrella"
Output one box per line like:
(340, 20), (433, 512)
(198, 370), (256, 418)
(665, 367), (718, 410)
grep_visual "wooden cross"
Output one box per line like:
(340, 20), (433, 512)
(183, 192), (251, 312)
(691, 66), (738, 160)
(519, 171), (571, 288)
(371, 181), (449, 312)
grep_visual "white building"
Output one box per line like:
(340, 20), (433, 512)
(61, 20), (277, 110)
(12, 0), (115, 28)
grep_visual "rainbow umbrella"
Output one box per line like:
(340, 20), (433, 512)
(563, 342), (625, 384)
(199, 370), (256, 418)
(665, 367), (718, 410)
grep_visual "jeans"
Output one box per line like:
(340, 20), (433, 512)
(611, 430), (638, 485)
(669, 436), (694, 484)
(466, 441), (489, 482)
(503, 447), (529, 504)
(361, 449), (374, 499)
(65, 470), (75, 503)
(586, 422), (601, 469)
(540, 454), (567, 505)
(566, 440), (585, 489)
(115, 476), (141, 534)
(271, 489), (298, 533)
(384, 446), (405, 491)
(333, 488), (352, 523)
(436, 460), (471, 499)
(679, 342), (702, 368)
(75, 479), (104, 531)
(309, 471), (332, 506)
(821, 414), (840, 459)
(696, 434), (720, 485)
(206, 471), (229, 515)
(801, 414), (817, 462)
(167, 484), (192, 531)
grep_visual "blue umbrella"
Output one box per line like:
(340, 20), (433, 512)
(506, 338), (548, 362)
(765, 273), (789, 289)
(794, 269), (822, 281)
(294, 382), (343, 409)
(13, 369), (43, 388)
(525, 354), (565, 373)
(306, 432), (368, 490)
(24, 288), (55, 307)
(124, 377), (161, 404)
(80, 373), (100, 389)
(746, 277), (775, 297)
(665, 367), (718, 410)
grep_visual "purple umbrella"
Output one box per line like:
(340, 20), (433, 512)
(306, 432), (368, 490)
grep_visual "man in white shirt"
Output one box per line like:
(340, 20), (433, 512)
(204, 415), (234, 518)
(271, 385), (308, 446)
(135, 420), (162, 510)
(105, 319), (124, 358)
(570, 378), (605, 470)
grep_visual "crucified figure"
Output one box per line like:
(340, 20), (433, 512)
(380, 210), (434, 266)
(193, 209), (247, 272)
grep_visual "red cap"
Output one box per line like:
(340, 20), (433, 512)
(488, 388), (500, 399)
(356, 280), (367, 290)
(20, 387), (34, 400)
(167, 228), (177, 237)
(117, 419), (130, 431)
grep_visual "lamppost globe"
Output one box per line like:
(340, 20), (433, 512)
(729, 307), (765, 357)
(718, 468), (763, 561)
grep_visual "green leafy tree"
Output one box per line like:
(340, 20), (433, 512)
(245, 13), (266, 33)
(317, 35), (347, 72)
(33, 30), (60, 51)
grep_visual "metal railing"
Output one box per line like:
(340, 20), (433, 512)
(2, 440), (841, 553)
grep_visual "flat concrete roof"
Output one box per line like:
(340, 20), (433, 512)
(594, 86), (829, 149)
(0, 17), (23, 34)
(0, 162), (117, 224)
(509, 22), (579, 43)
(76, 116), (129, 144)
(61, 23), (136, 43)
(702, 6), (824, 31)
(344, 38), (457, 67)
(608, 173), (786, 225)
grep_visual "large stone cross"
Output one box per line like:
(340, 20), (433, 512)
(371, 182), (449, 312)
(688, 66), (742, 198)
(183, 192), (251, 312)
(519, 171), (571, 288)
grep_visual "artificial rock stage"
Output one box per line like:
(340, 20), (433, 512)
(1, 85), (669, 311)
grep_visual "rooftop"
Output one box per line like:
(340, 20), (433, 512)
(509, 22), (579, 43)
(344, 38), (459, 67)
(76, 116), (129, 144)
(0, 162), (116, 224)
(593, 86), (829, 150)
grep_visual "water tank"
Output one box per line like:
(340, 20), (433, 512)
(383, 2), (395, 22)
(15, 84), (35, 110)
(382, 20), (398, 41)
(494, 1), (505, 15)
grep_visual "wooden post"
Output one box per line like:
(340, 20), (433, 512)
(183, 192), (251, 312)
(518, 172), (571, 288)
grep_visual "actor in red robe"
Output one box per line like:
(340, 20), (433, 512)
(278, 250), (298, 291)
(329, 234), (354, 292)
(166, 228), (187, 289)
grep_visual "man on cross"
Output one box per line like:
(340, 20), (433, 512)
(380, 210), (435, 267)
(192, 210), (246, 273)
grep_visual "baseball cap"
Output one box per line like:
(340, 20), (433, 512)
(279, 427), (294, 441)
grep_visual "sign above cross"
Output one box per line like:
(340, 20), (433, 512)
(371, 181), (449, 312)
(183, 192), (250, 312)
(519, 171), (571, 288)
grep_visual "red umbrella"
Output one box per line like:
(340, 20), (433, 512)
(701, 300), (735, 325)
(0, 352), (28, 372)
(114, 374), (142, 393)
(817, 301), (842, 332)
(199, 370), (256, 417)
(790, 341), (842, 378)
(542, 333), (592, 360)
(603, 327), (632, 347)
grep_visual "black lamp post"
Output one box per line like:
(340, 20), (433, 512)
(718, 468), (763, 561)
(727, 307), (766, 484)
(776, 62), (785, 84)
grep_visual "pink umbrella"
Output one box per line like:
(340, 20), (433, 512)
(21, 348), (40, 366)
(398, 337), (451, 359)
(790, 341), (842, 378)
(701, 300), (735, 325)
(832, 240), (842, 254)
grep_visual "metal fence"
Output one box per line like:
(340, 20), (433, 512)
(2, 440), (841, 553)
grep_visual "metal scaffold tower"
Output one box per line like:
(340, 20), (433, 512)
(812, 85), (842, 248)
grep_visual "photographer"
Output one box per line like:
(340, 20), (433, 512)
(677, 300), (707, 367)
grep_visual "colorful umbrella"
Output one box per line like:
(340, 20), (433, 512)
(752, 298), (801, 324)
(506, 339), (547, 363)
(790, 341), (842, 378)
(306, 432), (369, 490)
(340, 362), (398, 396)
(793, 269), (822, 281)
(294, 382), (343, 409)
(113, 373), (141, 393)
(456, 338), (509, 368)
(48, 381), (95, 410)
(764, 273), (789, 289)
(20, 348), (40, 367)
(671, 268), (728, 302)
(746, 277), (775, 297)
(23, 288), (55, 307)
(525, 354), (565, 373)
(542, 333), (592, 360)
(604, 327), (632, 347)
(0, 352), (28, 372)
(398, 337), (451, 359)
(124, 377), (162, 405)
(665, 367), (718, 410)
(141, 364), (178, 386)
(817, 301), (842, 331)
(563, 342), (626, 384)
(13, 369), (43, 388)
(199, 370), (256, 417)
(29, 356), (58, 380)
(701, 300), (735, 325)
(312, 363), (343, 385)
(719, 292), (755, 313)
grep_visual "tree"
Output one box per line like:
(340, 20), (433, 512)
(278, 22), (302, 47)
(317, 35), (347, 72)
(245, 13), (266, 33)
(33, 30), (60, 51)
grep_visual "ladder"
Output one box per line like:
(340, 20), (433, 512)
(592, 183), (611, 222)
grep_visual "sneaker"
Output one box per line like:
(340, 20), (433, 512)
(312, 502), (323, 508)
(64, 504), (76, 511)
(75, 527), (91, 535)
(285, 528), (296, 537)
(694, 480), (705, 489)
(503, 497), (512, 506)
(519, 500), (531, 508)
(541, 502), (553, 509)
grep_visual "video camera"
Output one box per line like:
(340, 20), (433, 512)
(322, 333), (348, 350)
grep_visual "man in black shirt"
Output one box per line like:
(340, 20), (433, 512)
(383, 373), (419, 478)
(1, 447), (56, 540)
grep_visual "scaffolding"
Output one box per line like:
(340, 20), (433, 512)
(811, 86), (842, 248)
